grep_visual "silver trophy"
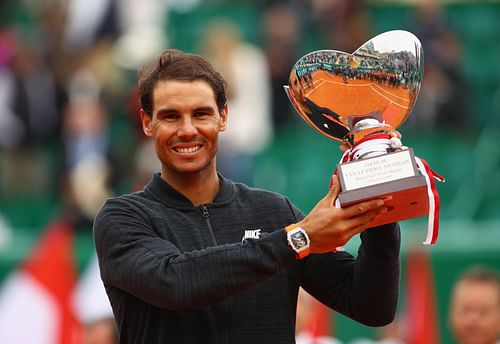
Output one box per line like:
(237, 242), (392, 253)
(285, 30), (442, 234)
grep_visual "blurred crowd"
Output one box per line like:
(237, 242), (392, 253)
(0, 0), (473, 232)
(0, 1), (496, 343)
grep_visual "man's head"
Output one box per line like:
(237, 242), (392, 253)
(138, 50), (229, 179)
(449, 266), (500, 344)
(139, 49), (227, 115)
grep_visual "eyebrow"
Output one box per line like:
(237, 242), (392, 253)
(156, 106), (217, 115)
(192, 106), (217, 113)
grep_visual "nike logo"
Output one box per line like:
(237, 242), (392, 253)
(241, 229), (262, 242)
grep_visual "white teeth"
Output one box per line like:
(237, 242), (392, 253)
(175, 145), (201, 154)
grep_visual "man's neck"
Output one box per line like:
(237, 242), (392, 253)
(161, 168), (220, 206)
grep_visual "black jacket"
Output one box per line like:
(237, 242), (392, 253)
(94, 173), (400, 344)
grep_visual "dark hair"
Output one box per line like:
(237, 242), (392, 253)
(138, 49), (227, 115)
(456, 265), (500, 284)
(454, 265), (500, 302)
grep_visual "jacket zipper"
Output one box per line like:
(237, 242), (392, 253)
(201, 204), (218, 245)
(201, 204), (229, 344)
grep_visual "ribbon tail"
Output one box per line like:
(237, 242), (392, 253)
(415, 157), (441, 245)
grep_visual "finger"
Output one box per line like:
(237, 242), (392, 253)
(324, 175), (341, 204)
(339, 143), (350, 152)
(389, 136), (402, 150)
(346, 207), (388, 229)
(342, 198), (385, 217)
(347, 222), (370, 239)
(390, 130), (402, 139)
(338, 220), (371, 246)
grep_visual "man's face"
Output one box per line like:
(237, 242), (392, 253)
(450, 280), (500, 344)
(141, 80), (227, 178)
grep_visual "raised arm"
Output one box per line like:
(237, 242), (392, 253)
(300, 223), (400, 326)
(292, 176), (401, 326)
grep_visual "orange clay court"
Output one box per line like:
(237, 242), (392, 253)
(304, 70), (412, 128)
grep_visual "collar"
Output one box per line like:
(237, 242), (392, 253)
(144, 172), (234, 208)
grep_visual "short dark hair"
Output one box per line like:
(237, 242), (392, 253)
(456, 265), (500, 284)
(454, 265), (500, 302)
(138, 49), (227, 115)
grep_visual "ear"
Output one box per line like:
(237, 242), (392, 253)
(219, 104), (228, 132)
(140, 109), (154, 137)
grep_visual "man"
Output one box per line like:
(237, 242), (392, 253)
(449, 266), (500, 344)
(93, 49), (400, 343)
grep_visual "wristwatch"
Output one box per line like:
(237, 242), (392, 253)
(285, 224), (310, 259)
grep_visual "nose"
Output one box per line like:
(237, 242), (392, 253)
(177, 116), (197, 138)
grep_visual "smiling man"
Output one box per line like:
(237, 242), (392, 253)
(141, 78), (227, 205)
(93, 49), (401, 344)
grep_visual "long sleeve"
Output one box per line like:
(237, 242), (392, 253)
(93, 175), (402, 343)
(93, 198), (296, 312)
(300, 222), (401, 326)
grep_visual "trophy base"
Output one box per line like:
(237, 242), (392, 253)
(337, 175), (429, 227)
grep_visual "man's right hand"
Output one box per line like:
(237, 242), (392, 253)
(294, 175), (389, 253)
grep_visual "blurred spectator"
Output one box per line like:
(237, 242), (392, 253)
(407, 0), (470, 132)
(200, 18), (272, 184)
(113, 0), (168, 71)
(131, 138), (159, 191)
(449, 265), (500, 344)
(311, 0), (372, 53)
(7, 8), (66, 147)
(63, 154), (112, 229)
(0, 213), (12, 251)
(0, 30), (23, 148)
(63, 69), (108, 171)
(0, 24), (66, 198)
(63, 0), (120, 55)
(262, 4), (302, 132)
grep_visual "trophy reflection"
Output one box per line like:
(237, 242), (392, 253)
(285, 30), (443, 244)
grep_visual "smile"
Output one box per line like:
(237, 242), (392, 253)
(174, 145), (202, 154)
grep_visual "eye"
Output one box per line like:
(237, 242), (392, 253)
(194, 111), (210, 118)
(158, 113), (179, 121)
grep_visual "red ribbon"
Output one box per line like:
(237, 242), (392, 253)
(414, 157), (444, 245)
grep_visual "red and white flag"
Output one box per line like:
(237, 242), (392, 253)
(296, 288), (340, 344)
(0, 220), (82, 344)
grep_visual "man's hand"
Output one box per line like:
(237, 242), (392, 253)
(294, 175), (389, 253)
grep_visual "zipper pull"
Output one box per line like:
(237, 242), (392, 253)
(202, 204), (209, 218)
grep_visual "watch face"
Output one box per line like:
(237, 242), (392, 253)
(290, 231), (308, 249)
